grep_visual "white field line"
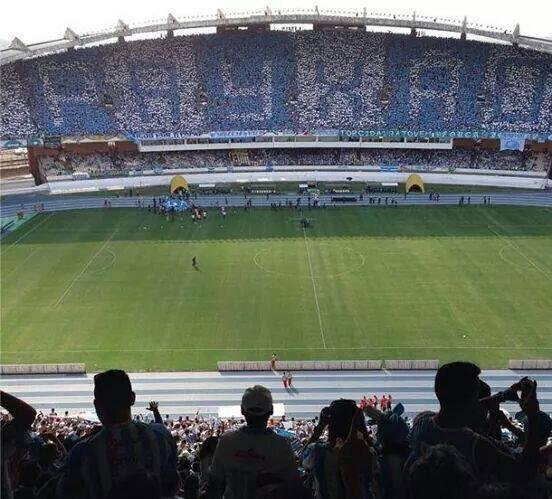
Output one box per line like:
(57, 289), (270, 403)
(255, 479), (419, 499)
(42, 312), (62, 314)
(303, 227), (327, 349)
(1, 213), (55, 254)
(487, 225), (552, 281)
(2, 248), (37, 277)
(3, 345), (552, 354)
(52, 230), (117, 309)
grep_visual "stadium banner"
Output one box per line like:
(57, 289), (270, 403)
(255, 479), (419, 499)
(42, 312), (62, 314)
(1, 138), (28, 150)
(27, 137), (44, 147)
(209, 130), (295, 139)
(132, 132), (204, 140)
(499, 133), (526, 151)
(126, 129), (552, 143)
(339, 130), (551, 141)
(314, 129), (340, 136)
(379, 165), (399, 172)
(400, 164), (441, 173)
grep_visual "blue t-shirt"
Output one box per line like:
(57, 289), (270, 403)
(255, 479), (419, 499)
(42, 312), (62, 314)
(302, 442), (374, 499)
(57, 421), (177, 499)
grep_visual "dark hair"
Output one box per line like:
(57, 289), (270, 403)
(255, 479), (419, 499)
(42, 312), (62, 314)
(328, 399), (364, 445)
(94, 370), (133, 410)
(408, 444), (476, 499)
(435, 362), (481, 407)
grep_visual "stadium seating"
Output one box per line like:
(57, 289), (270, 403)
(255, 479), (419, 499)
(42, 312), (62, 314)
(2, 31), (551, 138)
(37, 148), (543, 178)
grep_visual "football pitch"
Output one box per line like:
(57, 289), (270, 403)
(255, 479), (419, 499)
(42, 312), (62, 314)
(1, 205), (551, 371)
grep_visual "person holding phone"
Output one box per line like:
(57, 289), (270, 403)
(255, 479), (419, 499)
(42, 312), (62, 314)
(302, 400), (375, 499)
(408, 362), (542, 485)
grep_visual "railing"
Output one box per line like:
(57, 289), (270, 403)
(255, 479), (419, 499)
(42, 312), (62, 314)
(3, 9), (551, 64)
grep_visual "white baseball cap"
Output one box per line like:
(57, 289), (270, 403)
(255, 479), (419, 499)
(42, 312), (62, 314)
(241, 385), (273, 415)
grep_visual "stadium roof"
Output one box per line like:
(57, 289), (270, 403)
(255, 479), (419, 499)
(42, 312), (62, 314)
(2, 7), (552, 64)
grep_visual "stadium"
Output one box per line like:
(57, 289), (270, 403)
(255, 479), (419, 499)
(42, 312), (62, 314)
(1, 6), (551, 499)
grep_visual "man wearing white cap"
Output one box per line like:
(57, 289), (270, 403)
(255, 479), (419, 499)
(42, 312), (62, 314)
(206, 385), (301, 498)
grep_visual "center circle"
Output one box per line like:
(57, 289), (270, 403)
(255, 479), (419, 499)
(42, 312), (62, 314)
(253, 244), (365, 278)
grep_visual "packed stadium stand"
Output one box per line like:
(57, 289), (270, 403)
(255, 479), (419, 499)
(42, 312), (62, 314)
(38, 149), (541, 178)
(1, 10), (552, 499)
(2, 364), (552, 499)
(1, 30), (552, 138)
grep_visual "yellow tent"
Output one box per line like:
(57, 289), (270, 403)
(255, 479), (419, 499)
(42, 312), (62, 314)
(405, 173), (425, 193)
(170, 175), (189, 194)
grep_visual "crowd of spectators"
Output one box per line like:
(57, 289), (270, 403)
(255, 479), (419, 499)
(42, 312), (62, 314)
(2, 30), (551, 138)
(38, 148), (545, 178)
(2, 363), (551, 498)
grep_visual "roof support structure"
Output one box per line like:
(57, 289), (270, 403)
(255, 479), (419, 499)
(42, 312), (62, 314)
(1, 10), (550, 64)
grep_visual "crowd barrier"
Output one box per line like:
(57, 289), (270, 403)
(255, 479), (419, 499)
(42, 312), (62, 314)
(509, 360), (552, 370)
(384, 360), (440, 370)
(0, 363), (86, 375)
(217, 360), (442, 371)
(217, 360), (383, 371)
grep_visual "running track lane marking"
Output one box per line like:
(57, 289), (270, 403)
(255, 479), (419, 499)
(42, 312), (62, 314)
(303, 227), (327, 349)
(4, 345), (552, 354)
(1, 213), (55, 255)
(52, 230), (118, 309)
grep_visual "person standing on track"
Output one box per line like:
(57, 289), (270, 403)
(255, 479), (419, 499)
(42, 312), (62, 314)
(282, 372), (288, 388)
(271, 353), (278, 371)
(287, 372), (293, 389)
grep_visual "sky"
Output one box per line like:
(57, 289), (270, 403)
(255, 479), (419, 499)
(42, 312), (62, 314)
(1, 0), (551, 46)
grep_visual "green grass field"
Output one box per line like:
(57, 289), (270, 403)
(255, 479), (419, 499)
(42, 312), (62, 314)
(1, 205), (551, 371)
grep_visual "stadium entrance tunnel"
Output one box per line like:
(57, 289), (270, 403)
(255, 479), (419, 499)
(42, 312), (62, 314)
(405, 173), (425, 193)
(170, 175), (190, 194)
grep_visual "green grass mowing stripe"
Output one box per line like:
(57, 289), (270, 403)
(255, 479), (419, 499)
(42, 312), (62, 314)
(5, 346), (552, 353)
(0, 213), (55, 254)
(302, 227), (327, 349)
(51, 230), (118, 309)
(1, 206), (551, 371)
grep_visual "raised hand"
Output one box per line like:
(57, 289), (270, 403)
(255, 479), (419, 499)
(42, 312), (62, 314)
(519, 380), (539, 419)
(147, 401), (159, 412)
(335, 407), (372, 471)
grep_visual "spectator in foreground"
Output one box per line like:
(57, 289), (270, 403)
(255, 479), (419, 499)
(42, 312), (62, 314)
(204, 385), (302, 498)
(408, 444), (476, 499)
(302, 400), (374, 499)
(1, 390), (37, 499)
(409, 362), (542, 485)
(56, 369), (179, 499)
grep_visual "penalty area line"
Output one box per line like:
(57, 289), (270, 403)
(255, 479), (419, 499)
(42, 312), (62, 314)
(488, 225), (552, 281)
(1, 213), (55, 255)
(52, 230), (118, 309)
